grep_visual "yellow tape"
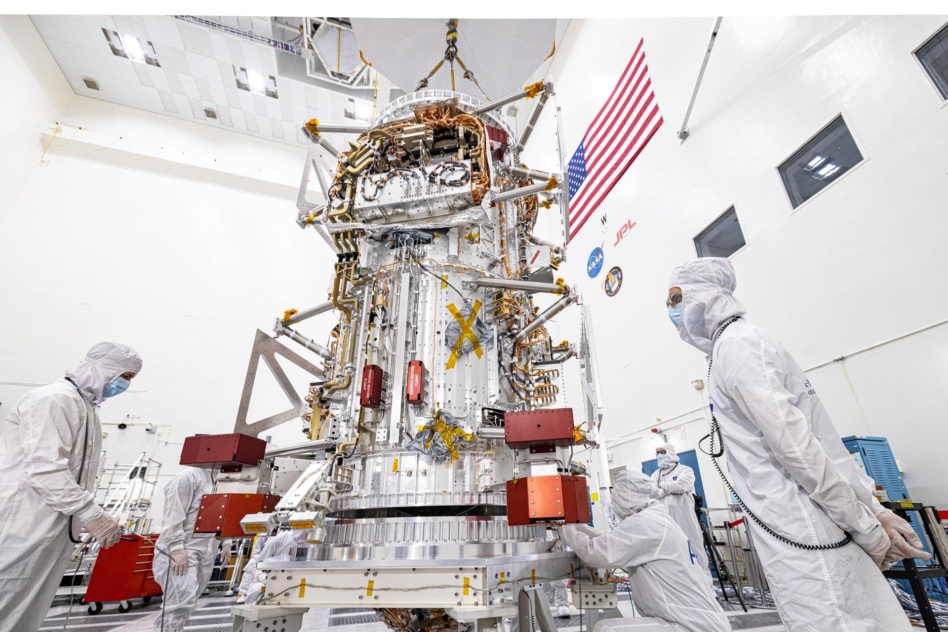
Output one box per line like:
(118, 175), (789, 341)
(531, 568), (537, 586)
(441, 275), (448, 289)
(569, 564), (575, 579)
(282, 309), (298, 323)
(366, 579), (375, 597)
(392, 458), (399, 473)
(591, 492), (599, 502)
(524, 81), (545, 99)
(544, 40), (556, 61)
(463, 577), (470, 596)
(500, 571), (506, 584)
(299, 578), (306, 598)
(419, 410), (475, 461)
(446, 300), (483, 370)
(545, 176), (558, 191)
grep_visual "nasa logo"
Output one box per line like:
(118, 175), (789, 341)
(587, 247), (604, 278)
(602, 266), (623, 297)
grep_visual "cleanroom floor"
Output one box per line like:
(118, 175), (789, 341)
(42, 592), (787, 631)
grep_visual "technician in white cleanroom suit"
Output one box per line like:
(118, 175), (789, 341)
(0, 341), (142, 632)
(235, 534), (268, 603)
(667, 258), (928, 632)
(649, 443), (711, 581)
(239, 529), (308, 605)
(153, 467), (215, 632)
(559, 470), (731, 632)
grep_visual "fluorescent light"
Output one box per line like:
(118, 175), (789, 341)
(120, 33), (145, 63)
(816, 163), (839, 178)
(247, 69), (265, 95)
(806, 156), (825, 169)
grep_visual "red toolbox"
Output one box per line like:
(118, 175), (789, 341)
(83, 533), (162, 614)
(194, 493), (281, 537)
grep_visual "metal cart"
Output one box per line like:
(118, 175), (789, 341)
(83, 533), (162, 614)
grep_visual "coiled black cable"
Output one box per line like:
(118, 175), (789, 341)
(65, 377), (90, 545)
(698, 317), (852, 551)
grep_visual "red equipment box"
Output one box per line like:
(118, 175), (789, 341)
(485, 125), (508, 162)
(194, 493), (281, 537)
(83, 533), (162, 611)
(504, 408), (575, 449)
(360, 364), (383, 408)
(506, 475), (590, 526)
(406, 360), (425, 405)
(180, 433), (267, 467)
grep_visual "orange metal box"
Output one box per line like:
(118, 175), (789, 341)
(506, 475), (591, 526)
(194, 493), (281, 537)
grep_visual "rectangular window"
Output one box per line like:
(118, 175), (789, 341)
(778, 116), (863, 209)
(694, 206), (746, 258)
(233, 66), (279, 99)
(102, 29), (160, 67)
(915, 23), (948, 100)
(344, 97), (372, 122)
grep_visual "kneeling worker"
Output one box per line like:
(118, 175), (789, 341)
(559, 470), (731, 632)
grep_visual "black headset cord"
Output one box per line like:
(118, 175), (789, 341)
(65, 377), (91, 545)
(697, 317), (852, 551)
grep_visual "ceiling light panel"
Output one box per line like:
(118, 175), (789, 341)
(33, 15), (347, 147)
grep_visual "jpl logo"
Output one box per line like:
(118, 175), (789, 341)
(614, 220), (637, 247)
(587, 246), (605, 278)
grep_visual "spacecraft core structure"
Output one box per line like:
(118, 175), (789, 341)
(187, 83), (610, 632)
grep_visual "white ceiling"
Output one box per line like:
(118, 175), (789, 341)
(30, 16), (570, 149)
(30, 15), (347, 148)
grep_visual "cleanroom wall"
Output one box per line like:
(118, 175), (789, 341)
(0, 17), (337, 518)
(523, 16), (948, 510)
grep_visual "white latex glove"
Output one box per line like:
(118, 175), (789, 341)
(171, 549), (189, 576)
(220, 540), (232, 564)
(81, 511), (121, 549)
(875, 508), (932, 564)
(649, 485), (666, 500)
(859, 529), (892, 570)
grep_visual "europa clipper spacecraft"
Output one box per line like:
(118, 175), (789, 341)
(178, 24), (611, 632)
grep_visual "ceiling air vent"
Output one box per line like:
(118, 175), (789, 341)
(82, 77), (100, 91)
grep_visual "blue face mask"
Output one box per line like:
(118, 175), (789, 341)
(656, 454), (667, 465)
(103, 376), (130, 399)
(668, 305), (682, 328)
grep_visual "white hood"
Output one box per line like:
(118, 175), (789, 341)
(612, 470), (657, 520)
(669, 258), (747, 355)
(65, 341), (143, 405)
(658, 442), (680, 471)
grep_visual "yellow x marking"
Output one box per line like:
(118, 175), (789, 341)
(446, 300), (483, 370)
(419, 410), (475, 461)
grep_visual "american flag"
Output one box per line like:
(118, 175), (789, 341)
(566, 39), (663, 241)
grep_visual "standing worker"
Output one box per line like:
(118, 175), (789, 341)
(667, 257), (928, 631)
(153, 466), (215, 632)
(560, 470), (731, 632)
(649, 443), (711, 581)
(0, 342), (142, 632)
